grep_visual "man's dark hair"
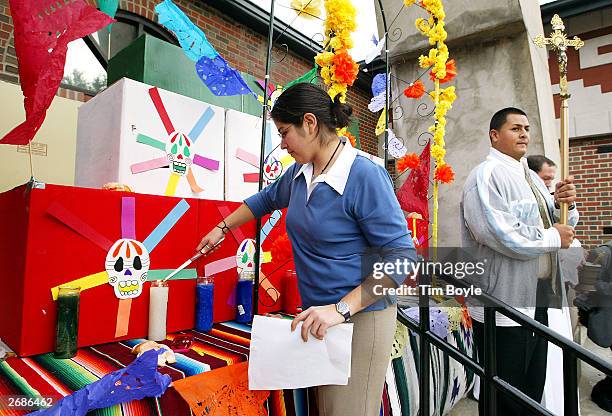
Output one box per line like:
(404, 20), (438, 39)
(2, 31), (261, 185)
(527, 155), (556, 173)
(489, 107), (527, 132)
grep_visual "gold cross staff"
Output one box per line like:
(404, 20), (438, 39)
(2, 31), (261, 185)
(533, 14), (584, 224)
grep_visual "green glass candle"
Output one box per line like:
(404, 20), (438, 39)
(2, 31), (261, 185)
(54, 286), (80, 359)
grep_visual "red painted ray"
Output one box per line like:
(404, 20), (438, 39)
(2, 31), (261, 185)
(148, 87), (175, 135)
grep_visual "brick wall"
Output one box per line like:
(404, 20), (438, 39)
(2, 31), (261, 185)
(0, 0), (378, 155)
(569, 136), (612, 248)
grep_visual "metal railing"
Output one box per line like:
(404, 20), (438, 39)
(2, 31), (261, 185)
(397, 272), (612, 416)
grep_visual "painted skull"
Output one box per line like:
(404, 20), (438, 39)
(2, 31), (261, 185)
(263, 155), (283, 184)
(105, 239), (150, 299)
(236, 239), (257, 273)
(166, 132), (193, 176)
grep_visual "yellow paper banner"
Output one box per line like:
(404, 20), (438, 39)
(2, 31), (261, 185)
(165, 173), (180, 196)
(375, 108), (386, 136)
(51, 271), (108, 300)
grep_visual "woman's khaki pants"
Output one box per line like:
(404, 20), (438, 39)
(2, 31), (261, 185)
(316, 304), (397, 416)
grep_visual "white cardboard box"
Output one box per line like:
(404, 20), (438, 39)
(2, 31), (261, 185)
(76, 78), (225, 199)
(224, 109), (292, 202)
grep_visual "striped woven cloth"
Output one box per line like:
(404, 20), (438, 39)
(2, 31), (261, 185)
(0, 322), (316, 416)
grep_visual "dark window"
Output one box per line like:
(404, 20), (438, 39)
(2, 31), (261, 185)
(596, 145), (612, 154)
(604, 226), (612, 235)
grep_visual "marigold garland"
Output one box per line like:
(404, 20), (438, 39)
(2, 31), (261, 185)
(314, 0), (358, 102)
(403, 0), (456, 252)
(397, 153), (420, 173)
(403, 80), (426, 99)
(430, 59), (456, 83)
(344, 130), (358, 148)
(434, 163), (455, 184)
(414, 0), (456, 184)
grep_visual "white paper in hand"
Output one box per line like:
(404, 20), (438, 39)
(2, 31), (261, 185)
(248, 315), (353, 390)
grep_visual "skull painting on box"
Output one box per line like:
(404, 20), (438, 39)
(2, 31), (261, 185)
(105, 239), (151, 299)
(165, 132), (193, 176)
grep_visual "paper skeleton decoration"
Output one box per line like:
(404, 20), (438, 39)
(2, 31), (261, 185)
(130, 87), (220, 196)
(105, 239), (151, 300)
(48, 197), (192, 336)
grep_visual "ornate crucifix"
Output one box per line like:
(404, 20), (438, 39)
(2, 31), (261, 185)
(533, 14), (584, 224)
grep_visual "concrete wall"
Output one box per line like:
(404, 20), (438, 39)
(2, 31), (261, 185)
(377, 0), (558, 246)
(0, 81), (80, 192)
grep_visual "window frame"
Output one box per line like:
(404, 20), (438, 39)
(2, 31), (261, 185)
(83, 9), (178, 70)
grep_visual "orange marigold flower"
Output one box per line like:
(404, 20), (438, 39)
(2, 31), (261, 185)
(430, 59), (456, 84)
(434, 163), (455, 184)
(332, 50), (359, 86)
(403, 80), (426, 99)
(397, 153), (420, 172)
(345, 131), (357, 148)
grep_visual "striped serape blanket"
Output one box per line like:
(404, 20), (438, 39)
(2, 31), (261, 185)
(0, 322), (316, 416)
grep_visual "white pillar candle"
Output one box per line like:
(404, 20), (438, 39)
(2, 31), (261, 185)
(148, 281), (169, 341)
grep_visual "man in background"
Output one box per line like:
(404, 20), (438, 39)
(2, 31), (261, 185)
(461, 107), (578, 415)
(527, 155), (557, 190)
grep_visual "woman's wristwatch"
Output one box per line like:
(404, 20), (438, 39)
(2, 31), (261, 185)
(335, 301), (351, 322)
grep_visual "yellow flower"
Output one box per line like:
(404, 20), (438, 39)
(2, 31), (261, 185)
(419, 48), (438, 68)
(433, 127), (445, 145)
(403, 0), (416, 6)
(320, 66), (331, 82)
(315, 51), (334, 67)
(439, 86), (457, 103)
(431, 144), (446, 161)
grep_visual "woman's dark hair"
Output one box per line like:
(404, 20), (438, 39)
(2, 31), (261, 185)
(271, 83), (353, 132)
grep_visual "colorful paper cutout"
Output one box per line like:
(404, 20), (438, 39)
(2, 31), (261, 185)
(29, 349), (171, 416)
(397, 142), (431, 249)
(375, 108), (387, 136)
(0, 1), (113, 145)
(196, 55), (256, 97)
(131, 157), (169, 174)
(155, 0), (255, 97)
(387, 129), (407, 159)
(47, 202), (113, 252)
(115, 298), (133, 337)
(215, 204), (247, 243)
(364, 35), (385, 64)
(97, 0), (119, 32)
(155, 0), (217, 61)
(236, 148), (260, 168)
(105, 239), (150, 300)
(131, 87), (220, 196)
(284, 65), (318, 90)
(204, 256), (238, 277)
(260, 210), (282, 244)
(243, 173), (260, 183)
(48, 197), (193, 336)
(121, 197), (136, 240)
(263, 155), (283, 182)
(236, 239), (257, 272)
(173, 361), (269, 416)
(142, 198), (190, 252)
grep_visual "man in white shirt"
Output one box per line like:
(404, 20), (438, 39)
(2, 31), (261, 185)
(461, 107), (578, 416)
(527, 154), (557, 191)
